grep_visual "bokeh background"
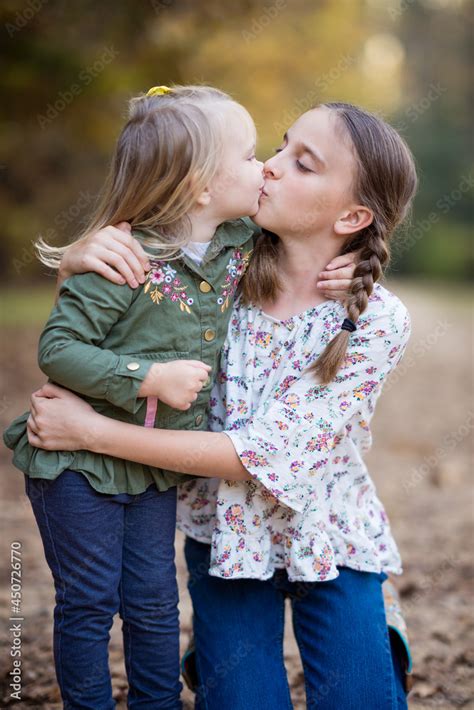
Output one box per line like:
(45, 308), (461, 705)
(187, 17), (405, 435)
(1, 0), (473, 708)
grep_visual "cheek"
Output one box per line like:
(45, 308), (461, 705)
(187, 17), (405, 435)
(294, 179), (338, 221)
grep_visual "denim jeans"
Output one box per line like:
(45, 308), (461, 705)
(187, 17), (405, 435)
(184, 536), (408, 710)
(25, 469), (182, 709)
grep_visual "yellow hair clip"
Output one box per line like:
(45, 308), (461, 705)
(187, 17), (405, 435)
(146, 85), (173, 97)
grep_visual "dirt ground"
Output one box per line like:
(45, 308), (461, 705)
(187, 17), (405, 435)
(0, 279), (473, 709)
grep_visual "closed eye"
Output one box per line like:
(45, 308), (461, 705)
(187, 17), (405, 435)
(275, 147), (312, 173)
(296, 160), (312, 173)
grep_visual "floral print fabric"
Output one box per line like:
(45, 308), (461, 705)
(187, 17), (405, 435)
(177, 283), (411, 582)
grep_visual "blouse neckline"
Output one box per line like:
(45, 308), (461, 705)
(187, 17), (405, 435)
(257, 297), (339, 330)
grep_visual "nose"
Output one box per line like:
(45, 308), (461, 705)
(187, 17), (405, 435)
(263, 153), (281, 179)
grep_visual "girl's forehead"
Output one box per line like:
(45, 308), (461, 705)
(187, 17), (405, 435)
(289, 107), (354, 166)
(222, 103), (256, 144)
(290, 107), (336, 141)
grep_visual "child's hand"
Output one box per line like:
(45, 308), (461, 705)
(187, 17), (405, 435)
(60, 222), (151, 288)
(138, 360), (212, 410)
(317, 251), (358, 302)
(27, 383), (100, 451)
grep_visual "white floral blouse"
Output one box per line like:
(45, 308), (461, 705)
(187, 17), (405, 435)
(177, 283), (411, 582)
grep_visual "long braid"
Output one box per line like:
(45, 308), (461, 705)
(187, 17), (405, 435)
(310, 223), (389, 383)
(346, 221), (390, 318)
(308, 102), (416, 384)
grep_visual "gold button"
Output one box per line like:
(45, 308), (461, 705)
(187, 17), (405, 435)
(204, 377), (211, 387)
(204, 329), (215, 342)
(199, 281), (211, 293)
(195, 414), (204, 426)
(127, 362), (140, 371)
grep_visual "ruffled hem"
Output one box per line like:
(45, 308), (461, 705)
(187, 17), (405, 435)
(4, 411), (193, 494)
(207, 528), (402, 582)
(209, 558), (402, 581)
(208, 552), (402, 582)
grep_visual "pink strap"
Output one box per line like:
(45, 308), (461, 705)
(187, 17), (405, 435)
(144, 396), (158, 428)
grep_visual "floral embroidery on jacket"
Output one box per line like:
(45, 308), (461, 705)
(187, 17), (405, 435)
(217, 249), (252, 312)
(144, 261), (194, 313)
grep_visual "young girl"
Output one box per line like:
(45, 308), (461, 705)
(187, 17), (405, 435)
(3, 85), (264, 709)
(4, 86), (355, 708)
(24, 102), (416, 709)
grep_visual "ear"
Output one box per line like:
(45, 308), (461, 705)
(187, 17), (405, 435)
(194, 186), (211, 207)
(334, 205), (373, 236)
(188, 171), (211, 207)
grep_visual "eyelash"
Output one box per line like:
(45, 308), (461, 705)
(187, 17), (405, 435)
(274, 148), (312, 173)
(296, 160), (311, 173)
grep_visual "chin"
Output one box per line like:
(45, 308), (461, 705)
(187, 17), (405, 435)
(252, 207), (275, 230)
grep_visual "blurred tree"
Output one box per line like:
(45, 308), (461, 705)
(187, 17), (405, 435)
(0, 0), (471, 281)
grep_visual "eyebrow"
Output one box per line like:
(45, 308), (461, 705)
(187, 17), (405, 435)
(283, 131), (327, 168)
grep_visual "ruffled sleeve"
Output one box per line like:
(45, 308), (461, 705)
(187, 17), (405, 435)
(224, 298), (411, 512)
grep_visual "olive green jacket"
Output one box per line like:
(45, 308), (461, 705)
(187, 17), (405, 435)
(3, 219), (257, 494)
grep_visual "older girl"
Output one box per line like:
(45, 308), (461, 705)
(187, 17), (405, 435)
(25, 102), (415, 709)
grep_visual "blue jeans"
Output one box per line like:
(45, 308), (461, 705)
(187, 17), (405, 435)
(184, 536), (408, 710)
(25, 469), (182, 709)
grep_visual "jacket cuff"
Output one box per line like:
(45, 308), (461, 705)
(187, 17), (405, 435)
(105, 355), (155, 414)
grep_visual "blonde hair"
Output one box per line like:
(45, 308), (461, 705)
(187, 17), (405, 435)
(37, 85), (244, 268)
(242, 102), (418, 384)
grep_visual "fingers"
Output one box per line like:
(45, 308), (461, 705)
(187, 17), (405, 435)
(86, 259), (129, 286)
(87, 227), (150, 287)
(186, 360), (213, 371)
(92, 250), (142, 289)
(27, 413), (38, 435)
(318, 265), (354, 282)
(27, 415), (43, 448)
(104, 226), (151, 272)
(317, 279), (352, 291)
(33, 382), (69, 399)
(324, 253), (356, 270)
(103, 244), (147, 286)
(325, 290), (348, 302)
(114, 221), (132, 234)
(186, 361), (212, 387)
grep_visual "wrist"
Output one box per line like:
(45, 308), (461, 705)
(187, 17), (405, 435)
(82, 411), (108, 453)
(137, 362), (164, 398)
(58, 260), (72, 283)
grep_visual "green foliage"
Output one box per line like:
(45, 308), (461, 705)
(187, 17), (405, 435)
(1, 0), (471, 282)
